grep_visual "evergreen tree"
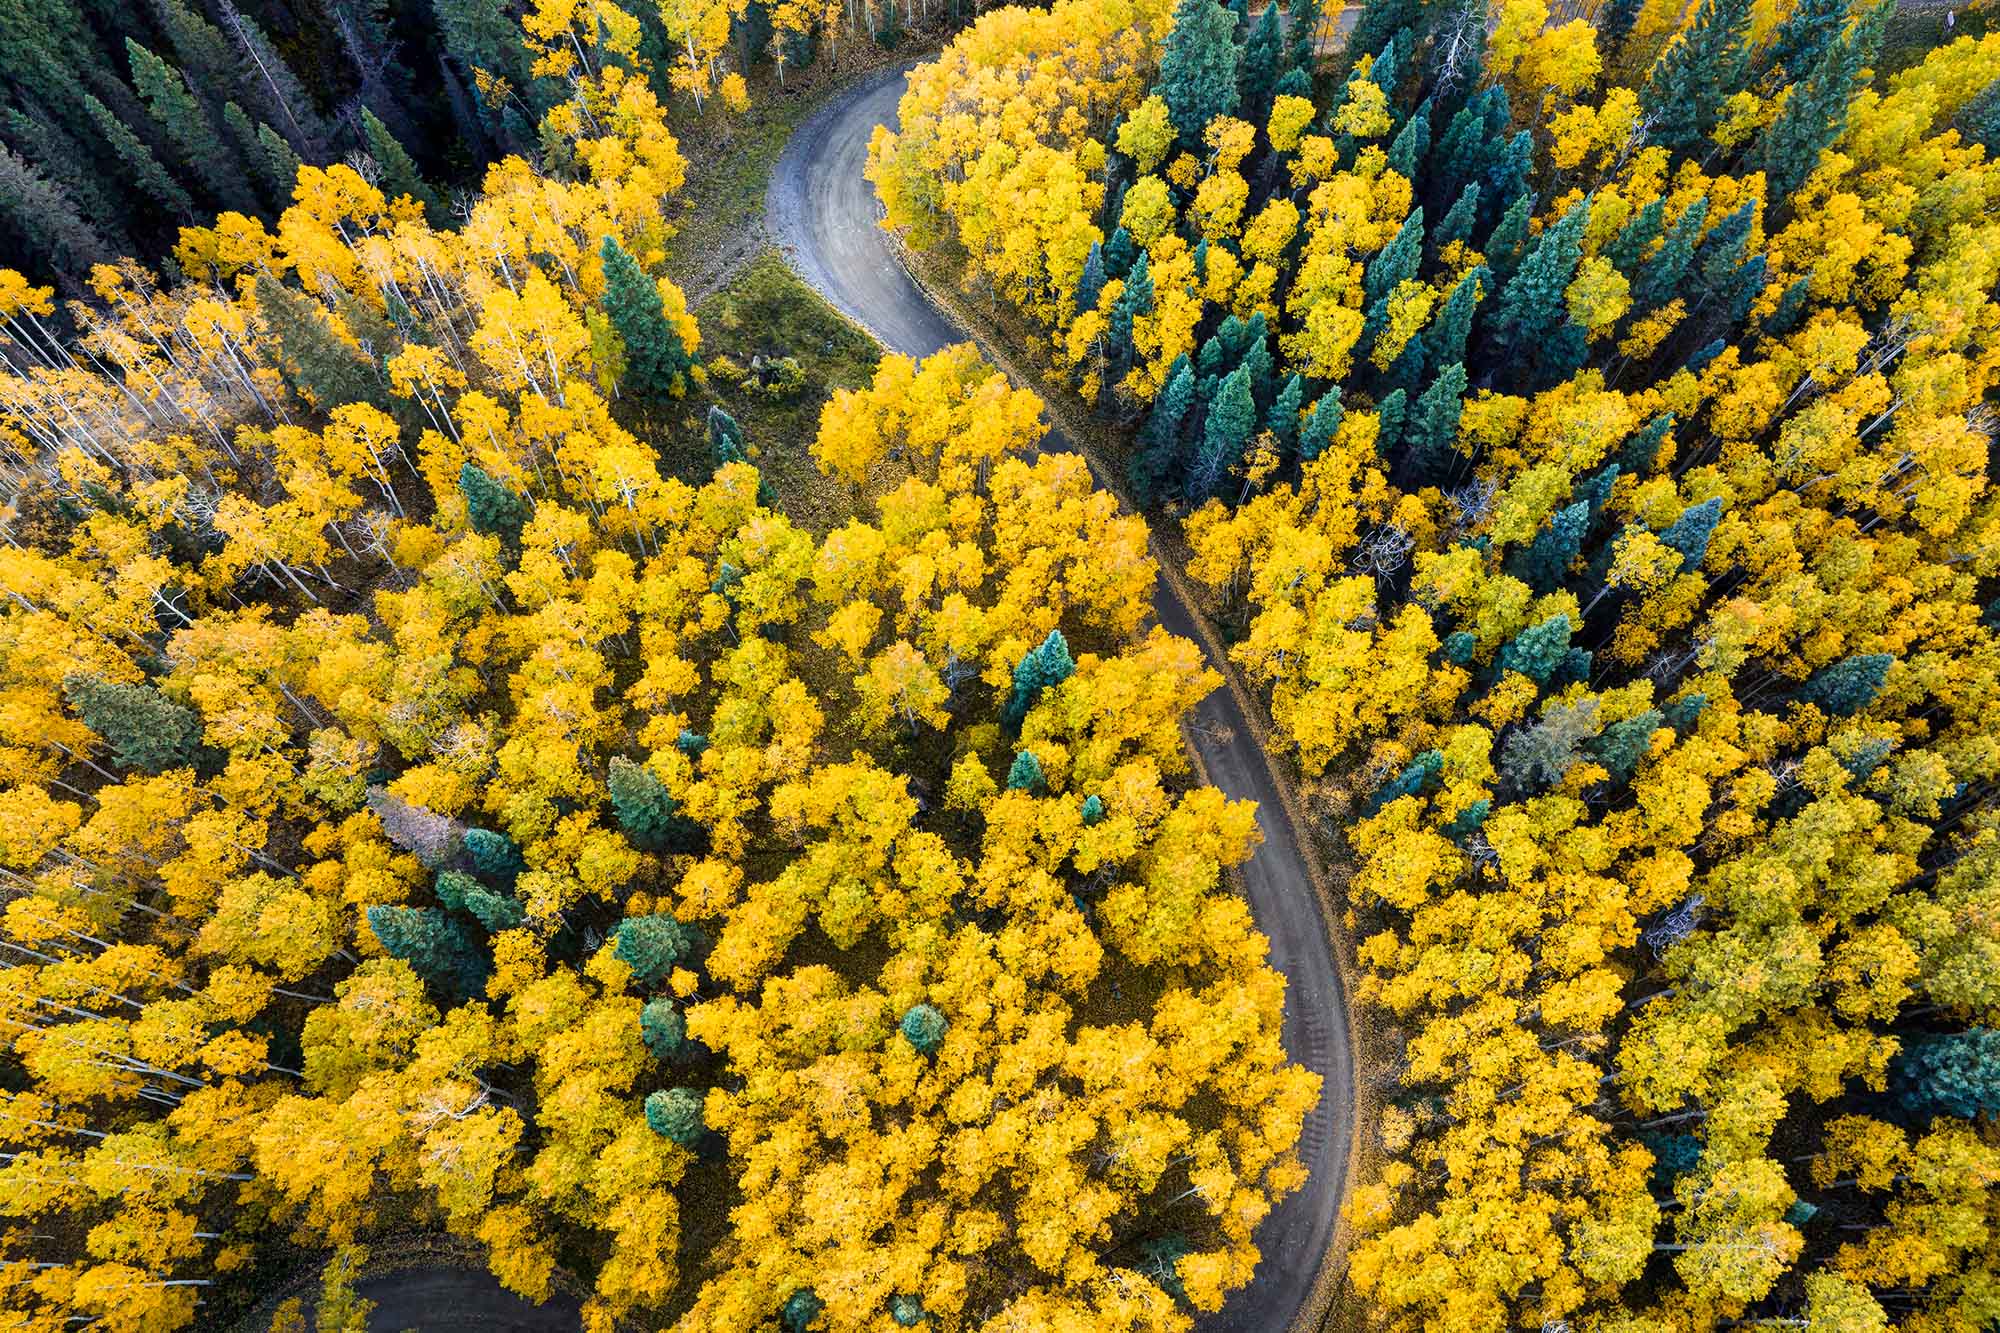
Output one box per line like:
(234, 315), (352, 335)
(1598, 0), (1644, 50)
(1102, 225), (1137, 278)
(1424, 265), (1485, 371)
(1131, 354), (1195, 502)
(1344, 0), (1423, 78)
(782, 1291), (825, 1332)
(1363, 749), (1443, 815)
(128, 39), (255, 213)
(458, 462), (528, 543)
(1240, 1), (1286, 121)
(891, 1295), (927, 1327)
(1432, 181), (1479, 252)
(1485, 131), (1535, 209)
(365, 906), (488, 998)
(0, 143), (110, 281)
(81, 93), (195, 223)
(1618, 411), (1674, 474)
(1108, 250), (1154, 375)
(462, 885), (524, 932)
(608, 756), (703, 853)
(256, 121), (304, 197)
(1798, 653), (1893, 717)
(1287, 0), (1324, 78)
(707, 405), (748, 467)
(1364, 208), (1425, 308)
(1374, 386), (1407, 457)
(601, 233), (693, 398)
(1640, 0), (1755, 155)
(1404, 365), (1464, 482)
(1603, 197), (1664, 272)
(432, 0), (533, 86)
(643, 1087), (706, 1145)
(614, 912), (702, 986)
(1575, 463), (1621, 524)
(1892, 1029), (2000, 1120)
(1006, 750), (1046, 792)
(221, 102), (282, 206)
(1075, 241), (1107, 316)
(434, 868), (478, 912)
(1080, 794), (1106, 826)
(1498, 613), (1573, 684)
(1386, 98), (1431, 181)
(1268, 373), (1304, 451)
(1189, 364), (1255, 499)
(1484, 191), (1532, 285)
(1760, 277), (1811, 339)
(640, 997), (690, 1060)
(149, 0), (239, 100)
(1154, 0), (1240, 146)
(900, 1003), (948, 1054)
(1761, 0), (1847, 82)
(1492, 198), (1586, 365)
(62, 674), (203, 773)
(462, 827), (525, 881)
(1298, 389), (1343, 461)
(1001, 630), (1075, 730)
(1589, 709), (1663, 783)
(215, 0), (331, 155)
(360, 106), (445, 224)
(1659, 496), (1722, 570)
(4, 107), (120, 244)
(1753, 0), (1891, 201)
(1512, 500), (1589, 592)
(1693, 200), (1756, 295)
(256, 275), (389, 411)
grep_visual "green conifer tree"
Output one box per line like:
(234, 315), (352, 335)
(1154, 0), (1241, 146)
(127, 39), (255, 212)
(1498, 613), (1574, 684)
(82, 93), (196, 223)
(1754, 0), (1891, 201)
(1659, 496), (1722, 570)
(1512, 499), (1589, 592)
(1267, 373), (1304, 451)
(900, 1003), (948, 1054)
(1131, 353), (1195, 503)
(1006, 750), (1046, 792)
(256, 121), (304, 198)
(1492, 198), (1587, 364)
(1639, 0), (1755, 155)
(0, 144), (110, 282)
(641, 998), (690, 1060)
(644, 1087), (706, 1145)
(1404, 365), (1464, 482)
(216, 0), (331, 154)
(1298, 389), (1344, 461)
(1425, 265), (1485, 371)
(1000, 630), (1076, 731)
(365, 906), (489, 997)
(256, 275), (389, 411)
(462, 827), (525, 881)
(1892, 1029), (2000, 1120)
(614, 912), (702, 986)
(1432, 181), (1479, 252)
(1798, 653), (1893, 717)
(1239, 2), (1286, 122)
(360, 106), (445, 223)
(62, 674), (203, 773)
(1189, 364), (1255, 499)
(1484, 191), (1533, 285)
(607, 756), (702, 853)
(1603, 197), (1664, 272)
(600, 233), (693, 398)
(458, 462), (528, 543)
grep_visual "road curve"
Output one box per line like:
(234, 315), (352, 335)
(769, 64), (1354, 1333)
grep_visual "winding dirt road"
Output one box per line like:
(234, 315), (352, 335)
(768, 65), (1354, 1333)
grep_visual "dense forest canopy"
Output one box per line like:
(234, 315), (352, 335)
(0, 1), (1323, 1331)
(873, 0), (2000, 1327)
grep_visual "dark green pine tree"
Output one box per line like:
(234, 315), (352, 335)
(1154, 0), (1240, 146)
(1267, 373), (1304, 451)
(1363, 749), (1443, 815)
(1000, 630), (1076, 731)
(1403, 365), (1464, 483)
(1617, 412), (1674, 474)
(643, 1088), (705, 1145)
(462, 826), (525, 880)
(127, 39), (257, 213)
(1287, 0), (1324, 79)
(640, 997), (689, 1060)
(1597, 0), (1645, 51)
(781, 1291), (825, 1333)
(215, 0), (332, 155)
(366, 906), (489, 997)
(1659, 496), (1722, 570)
(1130, 353), (1195, 503)
(1603, 197), (1664, 272)
(149, 0), (239, 100)
(1188, 364), (1255, 500)
(1298, 389), (1343, 461)
(1074, 241), (1108, 316)
(432, 0), (534, 87)
(62, 674), (203, 773)
(360, 106), (446, 224)
(1589, 709), (1663, 783)
(459, 462), (528, 543)
(1373, 386), (1407, 457)
(1080, 794), (1106, 826)
(1102, 225), (1138, 278)
(1424, 265), (1486, 372)
(1006, 750), (1046, 792)
(1484, 191), (1533, 285)
(1386, 98), (1431, 180)
(1108, 250), (1155, 376)
(607, 756), (703, 853)
(600, 233), (693, 398)
(1229, 0), (1251, 33)
(256, 122), (304, 197)
(3, 110), (128, 254)
(256, 275), (389, 410)
(1798, 652), (1893, 717)
(1364, 208), (1425, 309)
(1760, 276), (1811, 339)
(1760, 0), (1847, 82)
(222, 102), (283, 207)
(1639, 0), (1755, 156)
(1692, 199), (1756, 298)
(1239, 1), (1286, 122)
(82, 93), (196, 223)
(615, 912), (702, 985)
(1511, 499), (1589, 592)
(1491, 199), (1587, 365)
(706, 405), (748, 467)
(900, 1003), (948, 1054)
(1753, 0), (1891, 202)
(1431, 182), (1479, 252)
(1892, 1029), (2000, 1120)
(461, 884), (524, 932)
(1498, 613), (1574, 684)
(1574, 463), (1620, 524)
(891, 1296), (926, 1327)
